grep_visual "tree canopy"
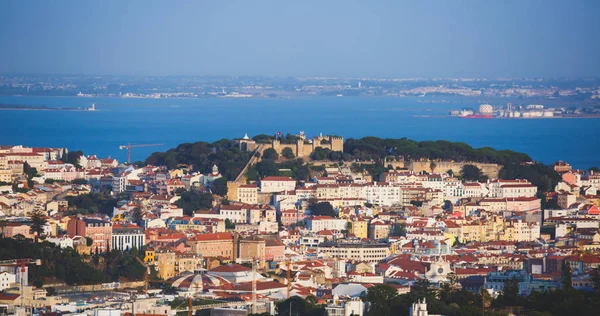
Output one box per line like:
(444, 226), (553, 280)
(0, 238), (143, 286)
(282, 147), (295, 159)
(262, 148), (279, 160)
(499, 162), (561, 194)
(310, 202), (336, 217)
(344, 137), (531, 164)
(275, 296), (326, 316)
(66, 189), (124, 215)
(210, 177), (228, 197)
(145, 139), (251, 179)
(249, 158), (310, 181)
(63, 150), (83, 168)
(175, 190), (214, 216)
(461, 164), (483, 181)
(29, 209), (47, 241)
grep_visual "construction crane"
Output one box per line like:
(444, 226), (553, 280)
(134, 257), (149, 294)
(0, 259), (42, 307)
(251, 257), (257, 314)
(286, 261), (292, 298)
(118, 143), (164, 164)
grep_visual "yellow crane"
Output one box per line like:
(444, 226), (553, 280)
(119, 143), (164, 164)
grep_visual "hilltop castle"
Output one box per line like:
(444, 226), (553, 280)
(236, 131), (343, 158)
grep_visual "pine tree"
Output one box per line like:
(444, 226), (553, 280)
(29, 209), (47, 242)
(561, 261), (573, 291)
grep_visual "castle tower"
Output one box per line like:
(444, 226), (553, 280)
(296, 138), (304, 158)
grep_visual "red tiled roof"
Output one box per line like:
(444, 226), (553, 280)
(210, 263), (251, 273)
(261, 176), (295, 181)
(190, 232), (233, 241)
(238, 184), (258, 188)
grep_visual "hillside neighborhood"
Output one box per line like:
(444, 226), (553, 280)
(1, 136), (600, 316)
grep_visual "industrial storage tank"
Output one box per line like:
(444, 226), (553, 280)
(479, 104), (494, 114)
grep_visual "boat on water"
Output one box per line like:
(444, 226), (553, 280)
(459, 114), (493, 119)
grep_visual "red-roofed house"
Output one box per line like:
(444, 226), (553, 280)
(187, 232), (235, 260)
(260, 176), (296, 193)
(306, 216), (347, 232)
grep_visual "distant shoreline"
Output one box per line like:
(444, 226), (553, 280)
(1, 93), (598, 107)
(0, 104), (89, 111)
(412, 114), (600, 119)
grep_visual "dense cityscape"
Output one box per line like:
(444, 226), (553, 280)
(2, 1), (599, 315)
(0, 132), (599, 315)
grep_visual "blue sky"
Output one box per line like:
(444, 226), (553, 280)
(0, 0), (598, 77)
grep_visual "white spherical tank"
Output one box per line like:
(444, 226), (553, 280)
(479, 104), (493, 114)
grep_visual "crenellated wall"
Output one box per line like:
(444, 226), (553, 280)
(407, 160), (501, 178)
(265, 135), (344, 158)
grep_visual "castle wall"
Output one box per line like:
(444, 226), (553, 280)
(385, 161), (407, 170)
(270, 141), (299, 157)
(264, 136), (345, 159)
(301, 143), (313, 157)
(227, 181), (240, 201)
(407, 161), (501, 178)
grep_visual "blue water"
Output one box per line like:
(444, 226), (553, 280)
(0, 96), (598, 169)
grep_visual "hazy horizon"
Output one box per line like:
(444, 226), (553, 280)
(1, 0), (599, 78)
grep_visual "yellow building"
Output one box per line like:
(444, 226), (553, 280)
(144, 248), (156, 264)
(174, 254), (204, 274)
(169, 169), (184, 179)
(155, 250), (176, 280)
(460, 222), (486, 243)
(173, 218), (225, 233)
(0, 168), (11, 183)
(238, 238), (266, 267)
(350, 218), (368, 239)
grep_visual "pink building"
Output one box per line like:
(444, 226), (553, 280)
(506, 197), (541, 212)
(265, 239), (285, 262)
(280, 209), (299, 226)
(62, 166), (85, 181)
(157, 178), (185, 196)
(1, 223), (32, 238)
(67, 218), (112, 252)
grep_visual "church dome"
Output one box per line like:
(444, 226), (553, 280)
(168, 271), (231, 292)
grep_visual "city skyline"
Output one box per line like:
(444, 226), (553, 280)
(1, 0), (599, 78)
(2, 1), (600, 314)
